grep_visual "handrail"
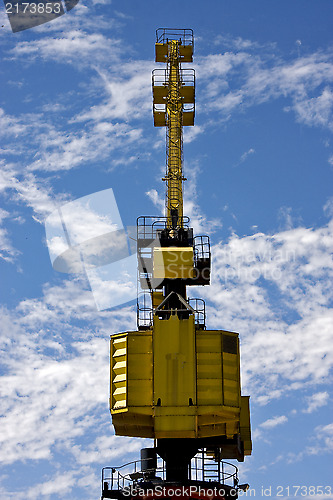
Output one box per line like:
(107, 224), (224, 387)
(102, 453), (238, 496)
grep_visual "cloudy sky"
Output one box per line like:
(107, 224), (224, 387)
(1, 1), (333, 499)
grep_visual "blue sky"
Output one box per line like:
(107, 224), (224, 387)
(1, 1), (333, 498)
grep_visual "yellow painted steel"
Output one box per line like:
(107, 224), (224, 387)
(111, 331), (154, 438)
(153, 247), (194, 279)
(240, 396), (252, 455)
(155, 42), (193, 63)
(110, 317), (251, 447)
(152, 38), (195, 228)
(110, 31), (252, 461)
(166, 40), (183, 228)
(154, 315), (196, 406)
(152, 291), (164, 309)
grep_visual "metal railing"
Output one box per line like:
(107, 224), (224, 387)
(137, 292), (206, 329)
(137, 216), (190, 242)
(156, 28), (194, 48)
(194, 235), (211, 262)
(152, 68), (195, 89)
(102, 452), (238, 496)
(188, 298), (206, 328)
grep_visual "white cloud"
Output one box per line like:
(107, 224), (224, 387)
(303, 392), (329, 414)
(183, 163), (222, 235)
(0, 108), (29, 137)
(24, 470), (77, 499)
(0, 208), (19, 262)
(324, 197), (333, 217)
(0, 163), (70, 222)
(197, 48), (333, 131)
(70, 434), (151, 465)
(0, 100), (146, 181)
(27, 121), (144, 173)
(11, 30), (122, 66)
(313, 422), (333, 452)
(293, 87), (333, 130)
(183, 125), (204, 144)
(234, 147), (255, 167)
(73, 62), (153, 122)
(260, 415), (288, 429)
(283, 421), (333, 464)
(146, 188), (164, 214)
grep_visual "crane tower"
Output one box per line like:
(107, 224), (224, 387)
(101, 29), (252, 500)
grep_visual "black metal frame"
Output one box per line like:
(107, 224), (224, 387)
(101, 450), (239, 500)
(156, 28), (194, 48)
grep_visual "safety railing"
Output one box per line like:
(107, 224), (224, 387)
(188, 298), (206, 328)
(194, 235), (211, 261)
(137, 291), (153, 329)
(152, 68), (195, 89)
(137, 291), (206, 329)
(156, 28), (194, 48)
(137, 216), (190, 242)
(102, 452), (238, 497)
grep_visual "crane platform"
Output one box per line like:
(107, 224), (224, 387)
(101, 450), (249, 500)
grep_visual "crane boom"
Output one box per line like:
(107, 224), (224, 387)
(165, 39), (184, 228)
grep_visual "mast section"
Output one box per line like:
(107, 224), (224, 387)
(165, 39), (184, 229)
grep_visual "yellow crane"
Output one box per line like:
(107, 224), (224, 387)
(102, 28), (251, 500)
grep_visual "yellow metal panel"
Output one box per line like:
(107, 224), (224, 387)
(196, 330), (240, 422)
(183, 111), (195, 126)
(196, 333), (221, 352)
(111, 334), (127, 410)
(110, 331), (154, 437)
(153, 111), (167, 127)
(240, 396), (252, 455)
(179, 44), (193, 62)
(128, 380), (152, 406)
(180, 86), (195, 104)
(155, 406), (196, 438)
(155, 43), (168, 62)
(155, 43), (193, 63)
(222, 350), (240, 408)
(112, 411), (154, 438)
(153, 247), (194, 279)
(197, 379), (222, 406)
(153, 86), (168, 103)
(152, 291), (164, 309)
(196, 332), (222, 407)
(127, 355), (151, 379)
(153, 315), (196, 407)
(197, 352), (222, 377)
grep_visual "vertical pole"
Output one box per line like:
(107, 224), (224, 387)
(166, 40), (183, 229)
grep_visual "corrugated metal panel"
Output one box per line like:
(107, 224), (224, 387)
(196, 330), (240, 408)
(196, 332), (222, 407)
(111, 335), (127, 410)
